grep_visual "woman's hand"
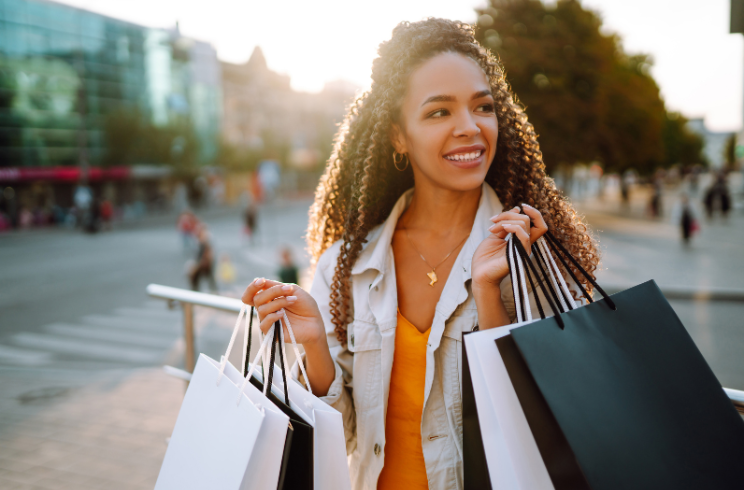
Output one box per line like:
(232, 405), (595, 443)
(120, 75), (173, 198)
(471, 204), (548, 289)
(242, 278), (326, 347)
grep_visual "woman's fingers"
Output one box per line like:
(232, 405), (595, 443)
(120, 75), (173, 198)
(489, 219), (529, 237)
(256, 295), (297, 319)
(248, 282), (293, 307)
(504, 223), (531, 251)
(522, 203), (548, 241)
(259, 309), (285, 334)
(242, 277), (282, 305)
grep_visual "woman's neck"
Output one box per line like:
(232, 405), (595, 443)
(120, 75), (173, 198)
(399, 183), (482, 235)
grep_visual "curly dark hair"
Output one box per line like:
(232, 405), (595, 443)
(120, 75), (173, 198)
(307, 18), (599, 344)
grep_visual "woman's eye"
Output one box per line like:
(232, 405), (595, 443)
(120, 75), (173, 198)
(476, 103), (495, 113)
(427, 108), (449, 118)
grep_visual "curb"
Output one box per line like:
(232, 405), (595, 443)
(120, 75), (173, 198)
(604, 285), (744, 303)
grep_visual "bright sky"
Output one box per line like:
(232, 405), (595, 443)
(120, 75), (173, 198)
(59, 0), (743, 132)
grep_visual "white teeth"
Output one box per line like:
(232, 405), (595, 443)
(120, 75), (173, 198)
(445, 150), (482, 161)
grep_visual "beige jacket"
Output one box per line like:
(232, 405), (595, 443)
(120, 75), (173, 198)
(305, 183), (580, 490)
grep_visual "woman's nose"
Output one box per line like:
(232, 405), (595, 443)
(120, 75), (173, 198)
(453, 111), (481, 137)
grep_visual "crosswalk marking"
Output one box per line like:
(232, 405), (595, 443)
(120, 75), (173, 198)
(81, 314), (180, 333)
(12, 332), (165, 364)
(0, 301), (182, 368)
(0, 344), (53, 366)
(46, 323), (178, 349)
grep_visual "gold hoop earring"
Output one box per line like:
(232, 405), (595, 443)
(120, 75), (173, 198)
(393, 151), (409, 172)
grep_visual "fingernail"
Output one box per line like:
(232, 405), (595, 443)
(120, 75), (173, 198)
(281, 285), (293, 292)
(254, 277), (265, 285)
(277, 309), (285, 315)
(286, 296), (298, 302)
(522, 203), (532, 209)
(488, 224), (497, 232)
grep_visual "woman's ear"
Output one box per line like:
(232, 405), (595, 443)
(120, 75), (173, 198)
(390, 123), (407, 154)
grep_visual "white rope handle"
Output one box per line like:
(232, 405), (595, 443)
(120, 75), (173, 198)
(217, 304), (247, 385)
(238, 324), (275, 403)
(537, 237), (577, 310)
(536, 237), (567, 312)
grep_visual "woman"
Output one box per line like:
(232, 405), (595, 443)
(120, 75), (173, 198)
(243, 19), (598, 490)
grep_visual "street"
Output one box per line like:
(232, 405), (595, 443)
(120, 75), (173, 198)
(0, 189), (742, 489)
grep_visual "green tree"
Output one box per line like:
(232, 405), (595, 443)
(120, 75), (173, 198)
(662, 112), (705, 167)
(102, 109), (201, 178)
(476, 0), (699, 174)
(723, 133), (736, 168)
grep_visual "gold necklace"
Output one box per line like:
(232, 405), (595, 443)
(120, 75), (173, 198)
(404, 229), (470, 286)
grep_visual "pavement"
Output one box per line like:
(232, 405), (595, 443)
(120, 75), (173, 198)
(0, 183), (742, 488)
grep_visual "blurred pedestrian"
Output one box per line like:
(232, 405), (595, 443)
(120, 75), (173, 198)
(704, 172), (731, 220)
(85, 197), (100, 233)
(100, 198), (113, 231)
(190, 225), (217, 292)
(243, 202), (257, 245)
(679, 195), (697, 247)
(277, 247), (298, 284)
(177, 210), (198, 252)
(649, 179), (662, 218)
(19, 207), (32, 229)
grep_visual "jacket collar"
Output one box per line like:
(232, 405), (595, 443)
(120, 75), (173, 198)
(350, 183), (503, 277)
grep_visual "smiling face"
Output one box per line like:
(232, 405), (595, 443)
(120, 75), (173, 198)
(392, 51), (498, 192)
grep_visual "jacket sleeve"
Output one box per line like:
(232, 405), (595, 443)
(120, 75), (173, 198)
(291, 243), (357, 454)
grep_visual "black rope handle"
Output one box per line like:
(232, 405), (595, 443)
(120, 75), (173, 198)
(243, 306), (255, 377)
(265, 320), (290, 406)
(543, 231), (617, 311)
(513, 236), (566, 329)
(506, 234), (527, 321)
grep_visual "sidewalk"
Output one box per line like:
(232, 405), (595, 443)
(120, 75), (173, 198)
(0, 368), (182, 489)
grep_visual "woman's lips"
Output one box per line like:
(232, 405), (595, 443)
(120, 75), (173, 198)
(443, 149), (485, 169)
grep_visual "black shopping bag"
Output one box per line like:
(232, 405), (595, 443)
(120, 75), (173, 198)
(509, 232), (744, 490)
(246, 319), (313, 490)
(495, 334), (590, 490)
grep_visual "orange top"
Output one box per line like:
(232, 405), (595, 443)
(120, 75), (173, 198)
(377, 311), (431, 490)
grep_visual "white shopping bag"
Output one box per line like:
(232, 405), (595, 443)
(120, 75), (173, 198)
(463, 235), (584, 489)
(156, 305), (288, 490)
(464, 322), (553, 490)
(242, 313), (352, 490)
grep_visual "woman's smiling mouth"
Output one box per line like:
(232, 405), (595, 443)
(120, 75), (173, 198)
(442, 145), (486, 168)
(444, 150), (484, 162)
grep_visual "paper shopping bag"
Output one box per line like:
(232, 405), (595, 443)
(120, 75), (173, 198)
(246, 315), (352, 490)
(154, 353), (265, 490)
(505, 229), (744, 489)
(511, 280), (744, 490)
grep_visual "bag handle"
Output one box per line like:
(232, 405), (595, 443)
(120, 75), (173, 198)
(510, 234), (566, 329)
(535, 238), (577, 311)
(217, 304), (249, 385)
(239, 308), (314, 405)
(542, 230), (616, 311)
(266, 320), (290, 405)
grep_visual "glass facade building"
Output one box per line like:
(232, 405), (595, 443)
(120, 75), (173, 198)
(0, 0), (222, 169)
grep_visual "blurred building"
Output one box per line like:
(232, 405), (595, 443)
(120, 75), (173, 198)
(0, 0), (221, 215)
(687, 119), (734, 169)
(221, 47), (357, 173)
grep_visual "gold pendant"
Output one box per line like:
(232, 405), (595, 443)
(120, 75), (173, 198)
(427, 270), (438, 287)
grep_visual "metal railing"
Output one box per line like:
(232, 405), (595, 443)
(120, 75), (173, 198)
(147, 283), (744, 414)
